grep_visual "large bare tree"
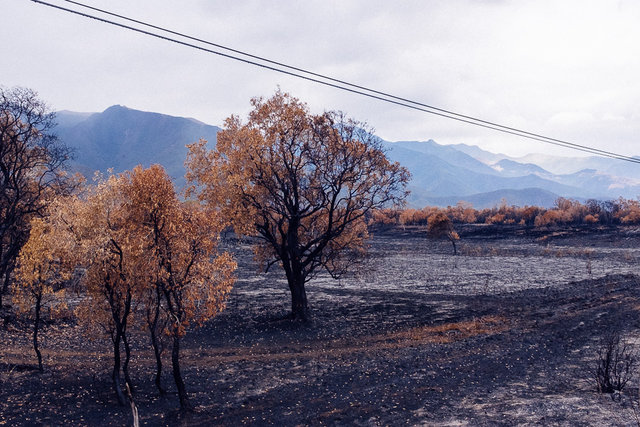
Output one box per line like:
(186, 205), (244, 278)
(0, 87), (71, 307)
(187, 91), (409, 321)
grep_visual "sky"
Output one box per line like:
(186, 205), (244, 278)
(3, 0), (640, 158)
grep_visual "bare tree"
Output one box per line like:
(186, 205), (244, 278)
(594, 332), (637, 394)
(0, 87), (71, 307)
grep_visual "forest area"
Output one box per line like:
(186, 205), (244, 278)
(3, 87), (640, 425)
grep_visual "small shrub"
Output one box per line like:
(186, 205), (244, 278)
(593, 332), (637, 394)
(584, 214), (599, 224)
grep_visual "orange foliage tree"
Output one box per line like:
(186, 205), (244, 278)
(14, 216), (71, 371)
(187, 91), (409, 321)
(615, 198), (640, 224)
(427, 212), (460, 255)
(370, 197), (640, 229)
(0, 87), (72, 307)
(125, 165), (235, 411)
(60, 172), (145, 405)
(56, 165), (235, 410)
(368, 208), (401, 227)
(448, 201), (477, 224)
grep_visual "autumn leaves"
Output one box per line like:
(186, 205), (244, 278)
(15, 166), (236, 410)
(186, 91), (409, 321)
(9, 90), (409, 411)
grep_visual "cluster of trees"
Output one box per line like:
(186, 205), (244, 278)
(0, 87), (72, 308)
(1, 87), (236, 411)
(2, 88), (409, 411)
(6, 85), (640, 415)
(16, 165), (236, 410)
(370, 197), (640, 229)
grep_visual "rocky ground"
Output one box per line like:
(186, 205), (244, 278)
(2, 224), (640, 425)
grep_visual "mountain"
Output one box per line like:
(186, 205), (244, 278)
(490, 159), (551, 177)
(453, 143), (640, 183)
(450, 143), (511, 165)
(390, 140), (499, 176)
(55, 105), (640, 208)
(420, 188), (560, 209)
(516, 154), (640, 181)
(56, 110), (93, 128)
(56, 105), (220, 186)
(383, 144), (595, 207)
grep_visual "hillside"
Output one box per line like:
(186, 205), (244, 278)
(56, 106), (220, 186)
(55, 106), (640, 207)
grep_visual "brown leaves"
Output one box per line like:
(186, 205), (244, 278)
(186, 91), (409, 292)
(34, 165), (237, 338)
(14, 217), (70, 315)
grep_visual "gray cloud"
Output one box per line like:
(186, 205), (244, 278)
(3, 0), (639, 158)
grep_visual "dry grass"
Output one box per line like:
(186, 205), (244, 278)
(177, 315), (511, 365)
(386, 316), (508, 344)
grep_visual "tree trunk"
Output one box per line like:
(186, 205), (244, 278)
(149, 326), (166, 395)
(172, 334), (192, 412)
(126, 383), (139, 427)
(122, 333), (134, 394)
(33, 293), (43, 372)
(451, 239), (457, 256)
(112, 333), (127, 406)
(148, 287), (166, 395)
(288, 276), (309, 321)
(0, 269), (11, 308)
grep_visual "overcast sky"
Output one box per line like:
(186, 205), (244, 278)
(3, 0), (640, 158)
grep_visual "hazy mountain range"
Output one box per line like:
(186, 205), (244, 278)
(55, 105), (640, 209)
(56, 106), (220, 186)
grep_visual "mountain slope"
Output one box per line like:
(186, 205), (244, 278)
(56, 106), (220, 185)
(391, 140), (499, 176)
(383, 144), (599, 207)
(55, 105), (639, 208)
(491, 159), (551, 177)
(420, 188), (560, 209)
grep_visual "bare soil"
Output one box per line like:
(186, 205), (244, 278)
(2, 224), (640, 425)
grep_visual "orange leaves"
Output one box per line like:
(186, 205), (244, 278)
(186, 91), (409, 319)
(154, 202), (236, 336)
(427, 212), (460, 255)
(186, 91), (409, 283)
(427, 212), (456, 237)
(44, 165), (237, 338)
(14, 217), (70, 315)
(110, 165), (238, 337)
(371, 197), (640, 229)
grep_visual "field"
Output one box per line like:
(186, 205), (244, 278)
(2, 225), (640, 425)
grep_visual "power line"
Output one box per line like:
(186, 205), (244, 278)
(31, 0), (640, 165)
(56, 0), (639, 165)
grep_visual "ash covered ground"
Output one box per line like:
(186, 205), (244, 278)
(2, 225), (640, 425)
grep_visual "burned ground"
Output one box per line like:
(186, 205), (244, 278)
(2, 225), (640, 425)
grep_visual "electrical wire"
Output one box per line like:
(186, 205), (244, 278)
(57, 0), (639, 164)
(31, 0), (640, 164)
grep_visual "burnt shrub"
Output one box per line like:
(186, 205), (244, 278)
(593, 332), (637, 394)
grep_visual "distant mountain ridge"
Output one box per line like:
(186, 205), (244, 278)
(55, 105), (640, 208)
(56, 105), (220, 186)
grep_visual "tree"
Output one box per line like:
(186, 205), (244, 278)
(0, 87), (71, 307)
(55, 165), (234, 410)
(14, 216), (70, 371)
(61, 173), (144, 406)
(187, 91), (409, 321)
(125, 165), (235, 411)
(427, 212), (459, 255)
